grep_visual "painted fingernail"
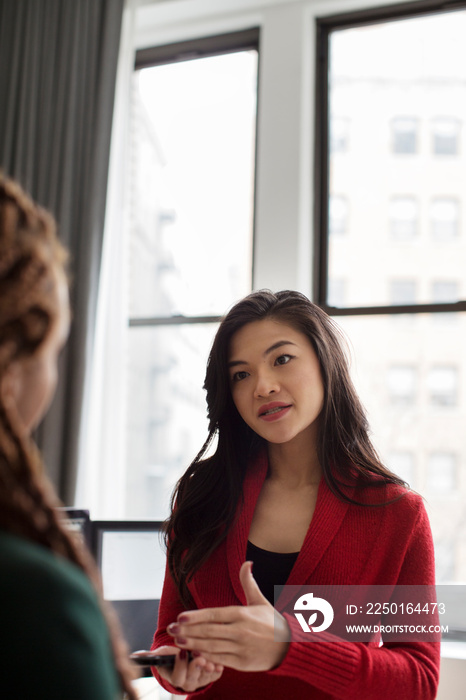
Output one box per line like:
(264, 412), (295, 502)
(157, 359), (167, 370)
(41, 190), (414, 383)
(178, 614), (189, 623)
(176, 637), (188, 646)
(179, 649), (187, 661)
(191, 650), (201, 658)
(167, 623), (179, 634)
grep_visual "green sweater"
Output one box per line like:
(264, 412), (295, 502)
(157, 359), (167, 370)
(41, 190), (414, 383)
(0, 530), (122, 699)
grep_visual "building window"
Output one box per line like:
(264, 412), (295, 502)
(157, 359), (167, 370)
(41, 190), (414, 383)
(432, 281), (459, 304)
(388, 451), (414, 487)
(329, 195), (348, 235)
(427, 452), (457, 494)
(387, 366), (416, 404)
(427, 366), (458, 407)
(432, 117), (460, 155)
(389, 279), (416, 305)
(330, 117), (350, 153)
(431, 280), (459, 324)
(391, 117), (418, 154)
(389, 196), (418, 240)
(430, 198), (459, 241)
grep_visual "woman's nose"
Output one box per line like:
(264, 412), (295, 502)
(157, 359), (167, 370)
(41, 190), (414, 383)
(254, 369), (279, 398)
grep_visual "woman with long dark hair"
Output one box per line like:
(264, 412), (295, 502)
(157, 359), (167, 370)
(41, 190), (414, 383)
(0, 175), (137, 700)
(151, 289), (439, 698)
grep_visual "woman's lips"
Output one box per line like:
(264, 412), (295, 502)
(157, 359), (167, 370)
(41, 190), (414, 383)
(258, 402), (292, 422)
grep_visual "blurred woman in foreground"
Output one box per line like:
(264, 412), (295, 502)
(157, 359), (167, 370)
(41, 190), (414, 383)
(0, 175), (137, 700)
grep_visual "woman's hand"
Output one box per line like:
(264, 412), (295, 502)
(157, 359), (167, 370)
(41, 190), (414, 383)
(152, 645), (224, 693)
(166, 561), (290, 672)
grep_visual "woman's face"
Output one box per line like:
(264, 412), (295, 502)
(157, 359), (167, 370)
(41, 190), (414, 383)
(228, 318), (324, 448)
(3, 272), (70, 434)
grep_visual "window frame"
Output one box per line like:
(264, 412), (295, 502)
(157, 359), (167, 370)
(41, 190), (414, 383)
(313, 0), (466, 638)
(130, 27), (260, 332)
(314, 0), (466, 317)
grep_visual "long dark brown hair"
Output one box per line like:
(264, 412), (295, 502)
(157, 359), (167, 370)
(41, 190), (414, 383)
(0, 175), (137, 700)
(165, 289), (407, 606)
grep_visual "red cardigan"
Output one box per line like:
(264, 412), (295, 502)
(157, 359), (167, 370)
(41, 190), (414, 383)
(152, 454), (440, 699)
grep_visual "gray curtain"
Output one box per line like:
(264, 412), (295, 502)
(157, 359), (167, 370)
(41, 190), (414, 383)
(0, 0), (124, 503)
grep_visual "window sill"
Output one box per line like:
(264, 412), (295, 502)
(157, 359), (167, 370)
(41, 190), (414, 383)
(441, 639), (466, 660)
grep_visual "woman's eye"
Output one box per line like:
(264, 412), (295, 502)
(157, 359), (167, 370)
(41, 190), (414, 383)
(232, 370), (249, 382)
(275, 354), (292, 366)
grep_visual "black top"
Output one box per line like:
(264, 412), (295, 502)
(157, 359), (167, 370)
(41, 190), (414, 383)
(246, 540), (299, 605)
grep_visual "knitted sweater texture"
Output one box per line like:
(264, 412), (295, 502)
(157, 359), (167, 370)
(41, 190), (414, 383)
(152, 454), (440, 699)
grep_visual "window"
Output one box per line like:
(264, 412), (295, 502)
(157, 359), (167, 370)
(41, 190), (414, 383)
(389, 279), (416, 305)
(432, 117), (460, 155)
(330, 117), (350, 153)
(391, 117), (418, 154)
(327, 278), (346, 307)
(388, 451), (415, 487)
(389, 196), (418, 240)
(317, 2), (466, 588)
(387, 366), (416, 404)
(321, 10), (466, 311)
(125, 30), (259, 518)
(432, 281), (459, 304)
(431, 281), (459, 324)
(430, 198), (459, 241)
(329, 195), (348, 235)
(427, 366), (458, 407)
(435, 540), (455, 582)
(427, 452), (457, 494)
